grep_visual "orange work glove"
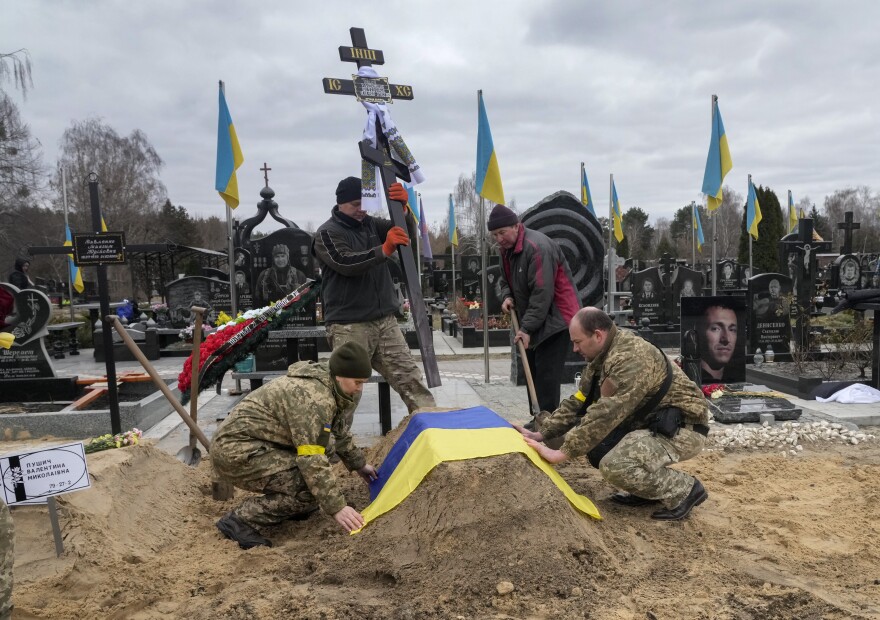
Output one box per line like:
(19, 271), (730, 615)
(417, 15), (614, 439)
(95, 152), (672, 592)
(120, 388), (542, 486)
(388, 182), (413, 217)
(382, 226), (410, 257)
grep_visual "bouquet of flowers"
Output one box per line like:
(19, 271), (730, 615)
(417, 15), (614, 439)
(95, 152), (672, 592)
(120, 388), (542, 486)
(84, 428), (143, 454)
(701, 383), (786, 400)
(150, 302), (168, 313)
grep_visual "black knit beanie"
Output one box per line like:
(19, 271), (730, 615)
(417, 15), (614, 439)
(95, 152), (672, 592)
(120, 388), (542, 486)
(335, 176), (362, 205)
(487, 204), (519, 231)
(329, 342), (372, 379)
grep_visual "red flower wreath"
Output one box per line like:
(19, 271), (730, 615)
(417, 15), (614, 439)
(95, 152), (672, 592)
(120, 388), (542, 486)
(177, 318), (255, 393)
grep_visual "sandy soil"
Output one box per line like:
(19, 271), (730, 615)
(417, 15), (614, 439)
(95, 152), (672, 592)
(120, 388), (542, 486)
(5, 423), (880, 620)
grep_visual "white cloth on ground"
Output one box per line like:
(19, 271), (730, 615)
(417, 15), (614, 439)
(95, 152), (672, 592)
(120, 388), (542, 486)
(816, 383), (880, 404)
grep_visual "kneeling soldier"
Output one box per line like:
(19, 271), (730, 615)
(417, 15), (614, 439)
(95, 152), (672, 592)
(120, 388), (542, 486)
(212, 342), (378, 548)
(515, 308), (711, 521)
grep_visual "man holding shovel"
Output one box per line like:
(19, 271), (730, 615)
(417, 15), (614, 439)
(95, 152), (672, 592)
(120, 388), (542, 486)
(211, 342), (379, 549)
(488, 205), (581, 428)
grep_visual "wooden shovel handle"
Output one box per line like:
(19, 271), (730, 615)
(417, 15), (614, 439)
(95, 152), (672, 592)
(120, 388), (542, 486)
(510, 310), (540, 415)
(106, 315), (211, 451)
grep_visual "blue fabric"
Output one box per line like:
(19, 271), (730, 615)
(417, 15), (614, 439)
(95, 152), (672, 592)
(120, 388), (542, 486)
(369, 406), (511, 500)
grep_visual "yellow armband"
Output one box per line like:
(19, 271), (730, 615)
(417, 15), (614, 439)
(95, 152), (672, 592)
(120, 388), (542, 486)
(297, 445), (326, 456)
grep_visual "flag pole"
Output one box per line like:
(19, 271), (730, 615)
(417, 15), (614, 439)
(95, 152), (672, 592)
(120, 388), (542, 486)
(748, 174), (753, 277)
(607, 174), (615, 311)
(710, 96), (718, 296)
(220, 80), (238, 320)
(61, 168), (75, 320)
(449, 193), (456, 303)
(692, 201), (697, 267)
(477, 89), (490, 384)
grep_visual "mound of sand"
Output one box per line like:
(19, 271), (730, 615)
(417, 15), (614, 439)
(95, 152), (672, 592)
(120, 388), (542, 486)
(8, 430), (880, 619)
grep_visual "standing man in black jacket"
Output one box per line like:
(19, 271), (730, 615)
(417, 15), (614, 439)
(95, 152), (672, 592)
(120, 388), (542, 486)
(312, 176), (435, 414)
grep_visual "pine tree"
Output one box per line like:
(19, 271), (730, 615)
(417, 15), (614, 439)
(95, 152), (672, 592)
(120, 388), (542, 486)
(737, 185), (785, 274)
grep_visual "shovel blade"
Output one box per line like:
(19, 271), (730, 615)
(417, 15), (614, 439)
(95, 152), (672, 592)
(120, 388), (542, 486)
(176, 446), (202, 466)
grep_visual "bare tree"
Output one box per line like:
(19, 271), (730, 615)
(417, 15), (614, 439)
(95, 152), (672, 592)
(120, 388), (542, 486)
(0, 93), (46, 247)
(0, 49), (33, 98)
(707, 185), (743, 259)
(52, 118), (168, 298)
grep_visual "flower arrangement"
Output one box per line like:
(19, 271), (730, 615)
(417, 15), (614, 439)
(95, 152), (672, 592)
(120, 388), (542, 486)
(151, 302), (168, 313)
(701, 383), (786, 400)
(215, 310), (234, 326)
(84, 428), (143, 454)
(178, 323), (216, 342)
(467, 301), (481, 310)
(176, 281), (320, 402)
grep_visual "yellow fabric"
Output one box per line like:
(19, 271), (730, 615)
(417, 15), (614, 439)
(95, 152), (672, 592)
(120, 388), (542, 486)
(352, 427), (601, 534)
(297, 444), (325, 456)
(573, 390), (587, 402)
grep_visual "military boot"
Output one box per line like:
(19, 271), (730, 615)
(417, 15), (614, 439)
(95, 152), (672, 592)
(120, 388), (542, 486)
(216, 512), (273, 549)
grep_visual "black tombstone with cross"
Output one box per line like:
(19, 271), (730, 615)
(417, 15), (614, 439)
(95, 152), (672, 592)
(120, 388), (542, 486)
(778, 219), (831, 349)
(831, 211), (863, 294)
(322, 27), (439, 387)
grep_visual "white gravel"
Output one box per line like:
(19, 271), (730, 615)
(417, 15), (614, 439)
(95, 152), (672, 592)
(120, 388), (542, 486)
(707, 419), (876, 456)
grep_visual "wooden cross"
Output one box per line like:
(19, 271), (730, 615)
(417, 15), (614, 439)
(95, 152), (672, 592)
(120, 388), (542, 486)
(323, 27), (440, 387)
(260, 162), (272, 188)
(837, 211), (860, 255)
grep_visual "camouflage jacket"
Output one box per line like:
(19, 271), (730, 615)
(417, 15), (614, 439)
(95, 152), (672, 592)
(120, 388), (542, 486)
(212, 361), (366, 516)
(540, 326), (709, 459)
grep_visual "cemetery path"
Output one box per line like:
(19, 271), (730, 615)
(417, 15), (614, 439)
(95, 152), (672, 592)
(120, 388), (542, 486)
(6, 433), (880, 619)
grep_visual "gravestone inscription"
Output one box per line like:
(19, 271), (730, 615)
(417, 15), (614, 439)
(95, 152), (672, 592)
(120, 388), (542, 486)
(748, 273), (792, 354)
(631, 267), (664, 325)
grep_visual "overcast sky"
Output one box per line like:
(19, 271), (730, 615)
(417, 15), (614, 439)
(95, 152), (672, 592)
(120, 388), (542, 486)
(6, 1), (880, 233)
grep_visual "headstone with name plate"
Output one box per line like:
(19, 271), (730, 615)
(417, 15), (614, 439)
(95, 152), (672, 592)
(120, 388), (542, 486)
(671, 267), (703, 319)
(165, 276), (231, 328)
(716, 259), (739, 291)
(748, 273), (793, 354)
(0, 283), (55, 380)
(631, 267), (664, 325)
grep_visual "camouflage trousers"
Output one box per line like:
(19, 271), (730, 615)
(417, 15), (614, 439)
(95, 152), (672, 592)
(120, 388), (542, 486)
(327, 315), (435, 413)
(230, 468), (318, 529)
(0, 498), (12, 620)
(598, 428), (706, 508)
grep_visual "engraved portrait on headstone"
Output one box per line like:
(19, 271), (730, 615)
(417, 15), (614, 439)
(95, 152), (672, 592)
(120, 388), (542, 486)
(717, 260), (739, 290)
(254, 243), (305, 307)
(748, 273), (792, 354)
(631, 267), (664, 325)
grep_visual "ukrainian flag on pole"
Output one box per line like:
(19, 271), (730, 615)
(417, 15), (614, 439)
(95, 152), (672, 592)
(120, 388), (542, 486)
(611, 180), (624, 243)
(216, 81), (244, 209)
(701, 96), (732, 211)
(693, 203), (705, 250)
(476, 91), (505, 205)
(581, 164), (596, 217)
(788, 190), (798, 233)
(64, 225), (84, 293)
(448, 194), (458, 247)
(747, 177), (762, 240)
(406, 184), (420, 225)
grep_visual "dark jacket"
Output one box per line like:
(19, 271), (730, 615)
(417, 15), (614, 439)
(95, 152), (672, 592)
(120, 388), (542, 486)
(499, 226), (581, 348)
(8, 258), (31, 290)
(312, 205), (417, 325)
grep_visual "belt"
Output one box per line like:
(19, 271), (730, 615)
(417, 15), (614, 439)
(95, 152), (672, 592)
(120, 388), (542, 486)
(682, 423), (710, 437)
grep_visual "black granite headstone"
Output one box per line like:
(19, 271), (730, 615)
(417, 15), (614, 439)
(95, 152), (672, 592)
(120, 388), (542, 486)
(831, 254), (861, 293)
(0, 284), (55, 379)
(748, 273), (792, 354)
(631, 267), (664, 325)
(681, 296), (747, 384)
(233, 247), (254, 311)
(671, 267), (703, 319)
(166, 276), (231, 327)
(716, 260), (739, 291)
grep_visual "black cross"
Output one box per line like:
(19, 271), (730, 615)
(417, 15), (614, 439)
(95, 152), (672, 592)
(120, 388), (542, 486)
(28, 175), (123, 434)
(260, 162), (272, 188)
(658, 253), (676, 285)
(323, 27), (439, 387)
(837, 211), (860, 255)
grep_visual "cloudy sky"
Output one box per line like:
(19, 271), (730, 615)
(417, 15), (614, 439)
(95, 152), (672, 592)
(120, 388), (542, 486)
(5, 1), (880, 232)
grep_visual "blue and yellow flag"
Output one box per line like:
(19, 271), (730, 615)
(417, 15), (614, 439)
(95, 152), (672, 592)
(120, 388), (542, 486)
(354, 407), (600, 533)
(419, 197), (432, 260)
(701, 98), (733, 211)
(747, 178), (762, 240)
(581, 165), (596, 217)
(64, 225), (84, 293)
(788, 190), (797, 234)
(406, 184), (420, 225)
(215, 83), (244, 209)
(611, 180), (624, 243)
(448, 194), (458, 247)
(100, 217), (108, 232)
(693, 203), (705, 250)
(476, 92), (505, 205)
